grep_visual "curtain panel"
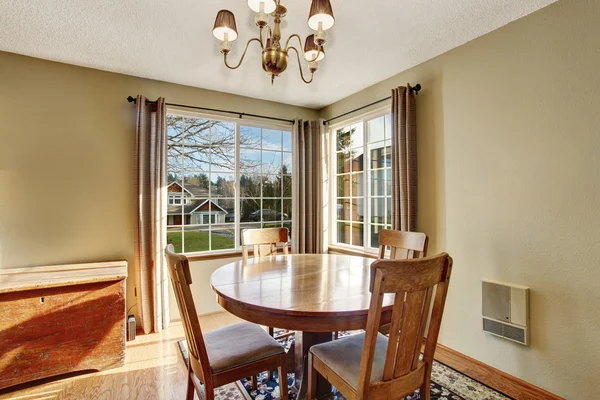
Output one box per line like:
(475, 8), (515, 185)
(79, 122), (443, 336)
(391, 86), (418, 231)
(134, 96), (169, 334)
(292, 120), (324, 254)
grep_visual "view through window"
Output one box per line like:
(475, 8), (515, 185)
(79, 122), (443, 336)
(334, 113), (392, 250)
(167, 113), (292, 253)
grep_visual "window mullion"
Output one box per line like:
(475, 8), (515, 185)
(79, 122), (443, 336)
(208, 123), (212, 251)
(329, 128), (336, 247)
(235, 122), (241, 249)
(362, 119), (368, 252)
(180, 118), (186, 253)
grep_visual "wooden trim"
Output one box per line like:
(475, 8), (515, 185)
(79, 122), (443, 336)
(433, 343), (564, 400)
(327, 244), (378, 259)
(0, 261), (128, 293)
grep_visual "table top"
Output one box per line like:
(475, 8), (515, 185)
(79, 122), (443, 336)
(210, 254), (394, 331)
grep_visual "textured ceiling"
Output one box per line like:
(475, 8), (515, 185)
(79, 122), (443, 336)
(0, 0), (556, 109)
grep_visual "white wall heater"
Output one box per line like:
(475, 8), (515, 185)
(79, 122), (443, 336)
(482, 280), (530, 345)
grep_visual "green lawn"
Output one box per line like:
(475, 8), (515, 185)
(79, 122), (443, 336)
(167, 231), (235, 253)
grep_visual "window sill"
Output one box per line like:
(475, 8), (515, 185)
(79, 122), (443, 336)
(186, 250), (243, 262)
(184, 246), (291, 262)
(326, 244), (379, 259)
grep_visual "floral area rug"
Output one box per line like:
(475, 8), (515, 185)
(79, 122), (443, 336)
(178, 330), (510, 400)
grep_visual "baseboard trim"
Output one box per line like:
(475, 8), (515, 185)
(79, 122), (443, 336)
(433, 343), (564, 400)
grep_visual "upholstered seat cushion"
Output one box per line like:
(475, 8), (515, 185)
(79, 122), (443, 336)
(204, 322), (285, 374)
(310, 332), (389, 390)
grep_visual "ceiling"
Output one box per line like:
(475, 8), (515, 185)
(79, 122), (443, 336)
(0, 0), (556, 109)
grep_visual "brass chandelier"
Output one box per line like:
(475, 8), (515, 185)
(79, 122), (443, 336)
(212, 0), (335, 84)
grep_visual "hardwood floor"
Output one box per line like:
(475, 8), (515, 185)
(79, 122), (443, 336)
(1, 311), (557, 400)
(0, 312), (243, 400)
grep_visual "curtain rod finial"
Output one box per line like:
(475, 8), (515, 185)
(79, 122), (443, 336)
(411, 84), (422, 94)
(127, 96), (136, 103)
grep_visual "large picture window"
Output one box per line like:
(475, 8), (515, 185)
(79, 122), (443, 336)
(166, 112), (292, 254)
(332, 111), (392, 251)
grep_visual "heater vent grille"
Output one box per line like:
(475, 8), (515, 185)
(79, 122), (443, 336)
(483, 317), (528, 345)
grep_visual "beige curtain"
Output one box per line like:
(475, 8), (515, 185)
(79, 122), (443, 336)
(292, 120), (324, 254)
(134, 95), (169, 334)
(391, 86), (418, 231)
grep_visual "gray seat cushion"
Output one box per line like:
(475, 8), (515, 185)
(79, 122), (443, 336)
(310, 332), (389, 390)
(204, 322), (285, 374)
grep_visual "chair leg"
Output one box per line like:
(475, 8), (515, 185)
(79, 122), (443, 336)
(268, 326), (275, 381)
(420, 377), (431, 400)
(307, 353), (318, 400)
(204, 382), (215, 400)
(186, 372), (195, 400)
(278, 354), (289, 400)
(251, 375), (258, 390)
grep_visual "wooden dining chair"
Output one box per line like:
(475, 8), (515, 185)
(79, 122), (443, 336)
(307, 253), (453, 400)
(165, 245), (288, 400)
(376, 229), (429, 336)
(378, 229), (429, 260)
(241, 227), (289, 262)
(241, 227), (292, 379)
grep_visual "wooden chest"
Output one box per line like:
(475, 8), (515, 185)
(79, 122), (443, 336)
(0, 261), (127, 390)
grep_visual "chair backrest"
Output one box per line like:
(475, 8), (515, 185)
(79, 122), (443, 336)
(165, 244), (212, 384)
(359, 253), (453, 398)
(378, 229), (429, 260)
(241, 227), (289, 262)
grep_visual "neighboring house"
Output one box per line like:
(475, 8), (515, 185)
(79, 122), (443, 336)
(167, 181), (228, 225)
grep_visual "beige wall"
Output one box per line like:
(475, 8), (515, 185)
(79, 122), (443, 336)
(0, 52), (318, 317)
(321, 0), (600, 397)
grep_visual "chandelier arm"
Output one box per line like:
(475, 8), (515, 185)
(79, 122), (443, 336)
(223, 38), (263, 70)
(266, 26), (273, 42)
(287, 46), (315, 84)
(259, 27), (264, 48)
(284, 34), (304, 53)
(284, 34), (322, 63)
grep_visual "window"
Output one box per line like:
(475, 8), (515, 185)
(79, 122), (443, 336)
(166, 112), (292, 254)
(331, 112), (392, 251)
(168, 195), (186, 205)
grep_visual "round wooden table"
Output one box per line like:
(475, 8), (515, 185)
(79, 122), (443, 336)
(210, 254), (394, 399)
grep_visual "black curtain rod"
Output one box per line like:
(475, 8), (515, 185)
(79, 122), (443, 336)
(323, 84), (421, 125)
(126, 96), (295, 124)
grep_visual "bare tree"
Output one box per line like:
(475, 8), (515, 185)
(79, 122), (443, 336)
(167, 116), (263, 173)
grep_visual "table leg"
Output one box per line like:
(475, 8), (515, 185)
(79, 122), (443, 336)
(294, 331), (332, 400)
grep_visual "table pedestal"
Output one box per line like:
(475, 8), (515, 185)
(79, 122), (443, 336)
(294, 331), (332, 400)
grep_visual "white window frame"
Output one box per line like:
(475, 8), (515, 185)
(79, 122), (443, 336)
(328, 105), (392, 255)
(167, 108), (294, 256)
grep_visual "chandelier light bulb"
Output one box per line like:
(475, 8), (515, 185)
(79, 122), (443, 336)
(304, 34), (325, 62)
(213, 10), (238, 41)
(308, 0), (335, 31)
(248, 0), (276, 14)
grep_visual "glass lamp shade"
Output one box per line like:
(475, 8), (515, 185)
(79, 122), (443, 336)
(213, 10), (238, 41)
(304, 34), (325, 62)
(308, 0), (335, 31)
(247, 0), (277, 14)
